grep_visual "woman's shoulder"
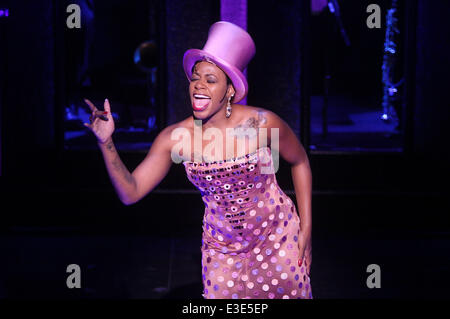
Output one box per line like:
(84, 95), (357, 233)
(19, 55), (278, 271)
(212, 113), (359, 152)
(153, 117), (193, 146)
(160, 116), (193, 134)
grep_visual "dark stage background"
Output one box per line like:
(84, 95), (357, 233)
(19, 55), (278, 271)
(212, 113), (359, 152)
(0, 0), (449, 300)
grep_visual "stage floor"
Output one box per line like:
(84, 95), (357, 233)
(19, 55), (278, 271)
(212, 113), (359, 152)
(2, 232), (449, 299)
(2, 189), (449, 299)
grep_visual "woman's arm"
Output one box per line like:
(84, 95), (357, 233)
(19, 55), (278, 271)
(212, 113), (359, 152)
(290, 155), (313, 277)
(97, 137), (138, 205)
(98, 125), (174, 205)
(84, 98), (175, 206)
(264, 110), (313, 275)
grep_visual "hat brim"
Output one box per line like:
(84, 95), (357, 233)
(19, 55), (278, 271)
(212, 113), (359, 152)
(183, 49), (248, 103)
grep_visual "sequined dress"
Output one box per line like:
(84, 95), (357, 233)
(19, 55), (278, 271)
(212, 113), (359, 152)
(183, 146), (313, 299)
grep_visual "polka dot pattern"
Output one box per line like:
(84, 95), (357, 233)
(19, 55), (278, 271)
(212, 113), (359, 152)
(184, 147), (313, 299)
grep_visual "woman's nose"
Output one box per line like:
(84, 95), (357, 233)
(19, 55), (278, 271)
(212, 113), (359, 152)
(194, 79), (206, 89)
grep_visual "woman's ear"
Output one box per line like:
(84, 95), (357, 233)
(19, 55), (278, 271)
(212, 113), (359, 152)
(228, 85), (236, 99)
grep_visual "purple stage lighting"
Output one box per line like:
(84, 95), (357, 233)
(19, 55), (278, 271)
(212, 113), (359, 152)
(0, 8), (9, 17)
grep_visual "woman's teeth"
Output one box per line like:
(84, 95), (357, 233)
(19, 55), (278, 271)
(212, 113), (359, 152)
(193, 94), (211, 110)
(194, 94), (211, 99)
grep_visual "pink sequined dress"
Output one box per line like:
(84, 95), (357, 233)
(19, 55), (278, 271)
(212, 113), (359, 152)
(183, 146), (312, 299)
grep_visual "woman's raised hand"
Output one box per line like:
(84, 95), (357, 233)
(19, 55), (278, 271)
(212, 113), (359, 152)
(83, 98), (115, 144)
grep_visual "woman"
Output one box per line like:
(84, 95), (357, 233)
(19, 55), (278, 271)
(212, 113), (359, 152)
(84, 21), (312, 299)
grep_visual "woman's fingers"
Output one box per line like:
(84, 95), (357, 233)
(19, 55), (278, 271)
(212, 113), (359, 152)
(298, 230), (312, 276)
(298, 240), (312, 275)
(103, 98), (111, 114)
(84, 98), (97, 112)
(83, 98), (113, 144)
(298, 252), (312, 276)
(84, 98), (110, 121)
(298, 244), (306, 267)
(84, 110), (108, 129)
(305, 252), (312, 276)
(92, 110), (109, 121)
(88, 110), (108, 123)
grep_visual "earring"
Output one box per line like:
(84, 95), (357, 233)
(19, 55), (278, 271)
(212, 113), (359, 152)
(225, 94), (234, 118)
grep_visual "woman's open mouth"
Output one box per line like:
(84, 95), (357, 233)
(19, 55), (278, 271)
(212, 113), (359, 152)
(192, 94), (211, 111)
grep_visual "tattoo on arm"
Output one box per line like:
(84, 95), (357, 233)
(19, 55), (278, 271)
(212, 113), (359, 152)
(106, 140), (115, 152)
(235, 110), (268, 129)
(257, 111), (268, 126)
(106, 141), (136, 186)
(234, 110), (268, 141)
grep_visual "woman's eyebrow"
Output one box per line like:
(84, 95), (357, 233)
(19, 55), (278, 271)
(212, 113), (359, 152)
(192, 71), (217, 77)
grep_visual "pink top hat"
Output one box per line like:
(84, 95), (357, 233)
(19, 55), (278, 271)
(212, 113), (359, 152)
(183, 21), (256, 103)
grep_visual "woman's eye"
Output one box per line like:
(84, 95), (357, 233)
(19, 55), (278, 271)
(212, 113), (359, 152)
(190, 78), (215, 83)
